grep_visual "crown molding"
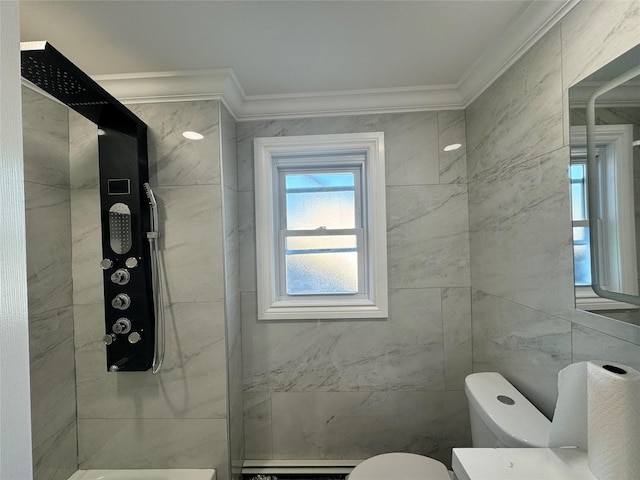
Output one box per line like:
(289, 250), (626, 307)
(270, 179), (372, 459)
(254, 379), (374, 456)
(236, 85), (464, 121)
(457, 0), (581, 106)
(93, 0), (580, 121)
(94, 70), (464, 121)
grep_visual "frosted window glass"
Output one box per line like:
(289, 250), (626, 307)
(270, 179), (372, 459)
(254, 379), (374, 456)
(573, 226), (592, 286)
(570, 164), (587, 221)
(285, 235), (358, 294)
(286, 172), (355, 230)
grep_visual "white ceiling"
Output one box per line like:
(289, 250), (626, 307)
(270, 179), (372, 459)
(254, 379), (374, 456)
(19, 0), (578, 119)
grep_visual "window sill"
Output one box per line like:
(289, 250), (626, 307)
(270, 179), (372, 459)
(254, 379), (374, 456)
(576, 290), (639, 311)
(258, 300), (388, 321)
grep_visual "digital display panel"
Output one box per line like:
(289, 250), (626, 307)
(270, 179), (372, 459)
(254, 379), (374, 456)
(108, 178), (130, 195)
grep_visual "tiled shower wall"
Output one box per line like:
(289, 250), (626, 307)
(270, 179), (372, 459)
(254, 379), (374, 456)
(467, 0), (640, 419)
(238, 112), (472, 466)
(220, 103), (245, 479)
(69, 100), (235, 479)
(22, 87), (77, 480)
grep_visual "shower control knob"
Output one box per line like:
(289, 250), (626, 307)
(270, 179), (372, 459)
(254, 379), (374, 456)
(100, 258), (114, 270)
(128, 332), (141, 344)
(110, 268), (130, 285)
(111, 293), (131, 310)
(125, 257), (138, 268)
(112, 317), (132, 335)
(102, 334), (116, 345)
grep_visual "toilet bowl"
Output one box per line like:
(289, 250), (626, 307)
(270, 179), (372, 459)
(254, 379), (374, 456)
(348, 372), (550, 479)
(348, 452), (450, 480)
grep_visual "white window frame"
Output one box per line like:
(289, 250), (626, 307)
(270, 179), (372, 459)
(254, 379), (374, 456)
(254, 132), (388, 320)
(570, 125), (638, 311)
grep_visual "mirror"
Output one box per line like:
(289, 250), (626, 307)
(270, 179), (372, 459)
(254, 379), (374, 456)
(569, 43), (640, 316)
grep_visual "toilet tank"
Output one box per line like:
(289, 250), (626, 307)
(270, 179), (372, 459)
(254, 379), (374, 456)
(465, 372), (550, 448)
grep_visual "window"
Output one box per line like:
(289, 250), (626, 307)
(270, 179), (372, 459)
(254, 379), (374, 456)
(570, 125), (637, 310)
(570, 158), (592, 286)
(254, 132), (388, 320)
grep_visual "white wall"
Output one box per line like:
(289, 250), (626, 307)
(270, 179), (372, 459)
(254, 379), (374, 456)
(0, 1), (34, 478)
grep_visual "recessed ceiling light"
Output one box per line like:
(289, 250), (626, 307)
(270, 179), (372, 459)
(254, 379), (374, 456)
(97, 128), (106, 136)
(443, 143), (462, 152)
(183, 131), (204, 140)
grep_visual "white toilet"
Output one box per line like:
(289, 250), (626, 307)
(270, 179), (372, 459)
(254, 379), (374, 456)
(348, 372), (551, 479)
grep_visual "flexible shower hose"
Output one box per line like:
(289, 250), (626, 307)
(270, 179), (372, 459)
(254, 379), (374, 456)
(144, 183), (165, 374)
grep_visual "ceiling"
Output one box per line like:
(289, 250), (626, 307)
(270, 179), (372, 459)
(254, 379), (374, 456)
(19, 0), (578, 119)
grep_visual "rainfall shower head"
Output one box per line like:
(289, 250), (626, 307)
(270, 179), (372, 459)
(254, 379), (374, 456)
(20, 41), (144, 133)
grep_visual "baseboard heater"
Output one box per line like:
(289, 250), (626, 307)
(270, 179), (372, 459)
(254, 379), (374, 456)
(242, 459), (359, 476)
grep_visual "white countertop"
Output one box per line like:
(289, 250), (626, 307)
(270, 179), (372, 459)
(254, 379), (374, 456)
(452, 448), (597, 480)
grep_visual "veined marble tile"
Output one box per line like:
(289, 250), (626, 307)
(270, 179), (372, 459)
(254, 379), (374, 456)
(25, 182), (72, 314)
(21, 86), (68, 130)
(32, 416), (77, 480)
(468, 148), (575, 313)
(242, 289), (445, 392)
(29, 307), (76, 458)
(236, 112), (441, 192)
(466, 27), (563, 182)
(226, 292), (242, 362)
(270, 390), (470, 467)
(221, 103), (238, 190)
(438, 110), (467, 184)
(471, 289), (572, 417)
(69, 109), (99, 189)
(228, 344), (245, 473)
(70, 188), (103, 305)
(238, 190), (257, 293)
(243, 392), (273, 460)
(380, 112), (439, 186)
(129, 101), (221, 187)
(223, 185), (240, 297)
(77, 418), (229, 475)
(442, 287), (472, 390)
(21, 86), (70, 188)
(387, 184), (470, 289)
(74, 302), (228, 419)
(561, 0), (640, 90)
(572, 324), (640, 370)
(155, 185), (225, 303)
(562, 308), (640, 347)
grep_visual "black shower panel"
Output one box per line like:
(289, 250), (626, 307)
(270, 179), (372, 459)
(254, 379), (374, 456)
(98, 126), (156, 371)
(21, 41), (156, 371)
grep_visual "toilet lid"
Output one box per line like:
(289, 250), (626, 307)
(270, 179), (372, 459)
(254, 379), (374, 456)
(349, 452), (450, 480)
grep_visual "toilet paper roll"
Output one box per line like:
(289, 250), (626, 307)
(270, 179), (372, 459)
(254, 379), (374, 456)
(587, 361), (640, 480)
(548, 361), (588, 449)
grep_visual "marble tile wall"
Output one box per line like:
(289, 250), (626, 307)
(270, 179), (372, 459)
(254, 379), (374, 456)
(22, 86), (78, 480)
(238, 111), (472, 466)
(467, 0), (640, 417)
(70, 100), (233, 480)
(220, 103), (245, 480)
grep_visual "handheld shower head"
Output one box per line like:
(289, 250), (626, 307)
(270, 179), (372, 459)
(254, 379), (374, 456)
(143, 182), (157, 207)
